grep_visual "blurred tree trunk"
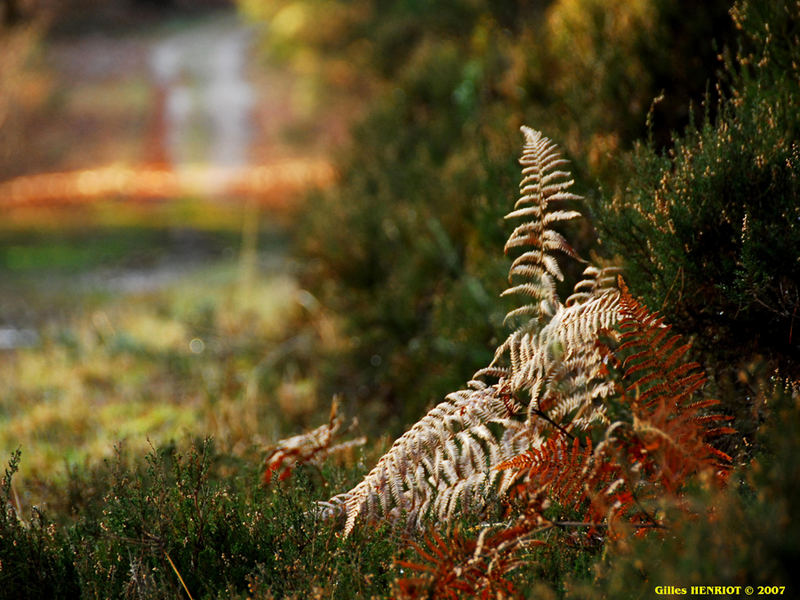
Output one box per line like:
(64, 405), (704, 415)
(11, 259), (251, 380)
(2, 0), (24, 27)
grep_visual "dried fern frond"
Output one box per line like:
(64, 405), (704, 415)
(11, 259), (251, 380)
(565, 265), (624, 307)
(324, 384), (529, 536)
(489, 128), (621, 434)
(343, 123), (741, 595)
(601, 278), (735, 492)
(263, 398), (365, 484)
(502, 126), (585, 323)
(321, 127), (625, 535)
(494, 280), (735, 536)
(394, 489), (555, 600)
(393, 526), (529, 600)
(497, 433), (632, 529)
(487, 289), (620, 432)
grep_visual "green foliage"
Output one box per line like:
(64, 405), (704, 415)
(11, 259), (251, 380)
(0, 440), (401, 599)
(0, 450), (81, 599)
(593, 0), (800, 388)
(297, 57), (517, 424)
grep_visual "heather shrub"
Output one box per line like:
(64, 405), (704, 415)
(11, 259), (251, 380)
(0, 439), (401, 599)
(577, 383), (799, 599)
(592, 0), (800, 433)
(0, 451), (81, 599)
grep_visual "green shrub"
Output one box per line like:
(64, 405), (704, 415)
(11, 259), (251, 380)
(576, 383), (799, 599)
(0, 450), (81, 599)
(1, 440), (401, 599)
(592, 0), (800, 408)
(295, 38), (520, 425)
(260, 0), (740, 430)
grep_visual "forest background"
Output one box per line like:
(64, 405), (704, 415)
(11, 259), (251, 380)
(0, 0), (798, 597)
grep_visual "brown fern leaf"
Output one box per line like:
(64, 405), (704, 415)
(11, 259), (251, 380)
(321, 127), (624, 536)
(393, 528), (525, 600)
(488, 289), (620, 433)
(496, 279), (735, 533)
(394, 491), (554, 600)
(495, 450), (537, 472)
(263, 398), (365, 484)
(607, 278), (734, 491)
(565, 265), (624, 307)
(497, 433), (633, 528)
(317, 384), (529, 536)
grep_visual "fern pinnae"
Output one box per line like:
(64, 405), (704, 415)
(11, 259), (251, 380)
(501, 128), (591, 329)
(501, 304), (541, 325)
(501, 281), (557, 300)
(470, 366), (510, 382)
(334, 384), (527, 535)
(504, 205), (545, 220)
(325, 126), (626, 536)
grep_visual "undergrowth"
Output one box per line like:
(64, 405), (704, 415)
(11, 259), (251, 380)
(1, 439), (401, 599)
(2, 380), (795, 598)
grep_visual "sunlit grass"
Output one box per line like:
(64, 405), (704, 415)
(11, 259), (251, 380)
(0, 249), (305, 486)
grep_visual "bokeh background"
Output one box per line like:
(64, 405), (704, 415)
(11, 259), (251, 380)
(1, 0), (350, 478)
